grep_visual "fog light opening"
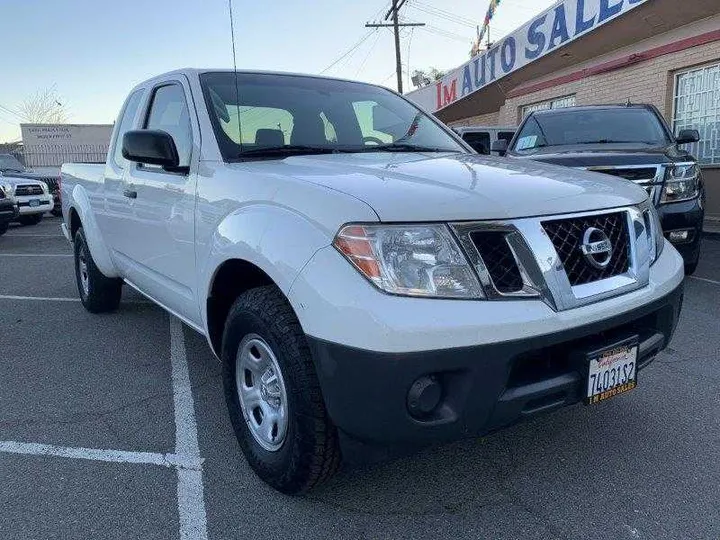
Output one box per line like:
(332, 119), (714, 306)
(667, 229), (693, 244)
(407, 375), (442, 419)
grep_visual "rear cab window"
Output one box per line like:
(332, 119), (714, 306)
(142, 83), (193, 169)
(111, 90), (144, 169)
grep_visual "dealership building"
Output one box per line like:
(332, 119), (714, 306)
(408, 0), (720, 217)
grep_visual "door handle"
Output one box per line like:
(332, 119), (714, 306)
(123, 189), (138, 199)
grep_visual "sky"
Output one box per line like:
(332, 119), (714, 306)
(0, 0), (556, 142)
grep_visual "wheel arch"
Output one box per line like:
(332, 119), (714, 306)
(68, 185), (120, 278)
(206, 258), (293, 357)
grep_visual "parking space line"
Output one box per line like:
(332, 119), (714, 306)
(169, 316), (209, 540)
(0, 253), (72, 258)
(0, 440), (203, 470)
(0, 294), (80, 302)
(690, 276), (720, 286)
(4, 234), (65, 238)
(0, 294), (151, 304)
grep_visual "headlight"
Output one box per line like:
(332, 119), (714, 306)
(641, 201), (664, 265)
(333, 224), (483, 298)
(0, 183), (12, 199)
(661, 164), (700, 204)
(41, 183), (49, 194)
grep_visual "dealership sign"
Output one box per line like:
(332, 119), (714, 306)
(20, 123), (113, 148)
(407, 0), (649, 112)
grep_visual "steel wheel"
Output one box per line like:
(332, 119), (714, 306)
(77, 242), (90, 297)
(236, 334), (289, 452)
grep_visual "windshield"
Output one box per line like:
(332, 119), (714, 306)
(0, 154), (26, 172)
(200, 72), (465, 160)
(511, 108), (672, 153)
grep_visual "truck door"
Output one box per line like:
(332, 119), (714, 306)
(120, 79), (200, 324)
(99, 89), (145, 256)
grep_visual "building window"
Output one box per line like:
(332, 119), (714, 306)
(673, 63), (720, 165)
(521, 95), (576, 118)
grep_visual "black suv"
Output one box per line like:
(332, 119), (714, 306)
(0, 154), (61, 216)
(494, 105), (705, 274)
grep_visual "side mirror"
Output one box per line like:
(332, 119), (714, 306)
(676, 129), (700, 145)
(491, 139), (508, 156)
(123, 130), (180, 169)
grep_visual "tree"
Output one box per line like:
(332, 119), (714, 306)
(17, 87), (67, 124)
(411, 68), (447, 88)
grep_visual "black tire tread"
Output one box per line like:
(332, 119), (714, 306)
(74, 227), (122, 313)
(223, 285), (340, 493)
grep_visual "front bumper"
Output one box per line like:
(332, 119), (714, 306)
(309, 283), (683, 447)
(657, 197), (703, 264)
(16, 196), (54, 215)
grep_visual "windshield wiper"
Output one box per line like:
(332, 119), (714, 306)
(360, 143), (461, 153)
(238, 145), (344, 158)
(575, 140), (646, 144)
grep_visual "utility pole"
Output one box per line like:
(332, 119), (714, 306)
(365, 0), (424, 93)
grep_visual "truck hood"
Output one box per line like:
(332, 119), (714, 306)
(236, 152), (648, 222)
(0, 174), (46, 187)
(509, 143), (693, 168)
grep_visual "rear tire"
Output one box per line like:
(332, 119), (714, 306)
(74, 227), (123, 313)
(0, 222), (8, 236)
(19, 214), (43, 226)
(221, 285), (341, 494)
(685, 261), (698, 276)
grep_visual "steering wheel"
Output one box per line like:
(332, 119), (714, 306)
(363, 136), (385, 146)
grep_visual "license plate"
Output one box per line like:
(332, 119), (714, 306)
(586, 339), (638, 405)
(29, 199), (40, 207)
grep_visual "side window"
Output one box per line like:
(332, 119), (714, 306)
(111, 90), (144, 168)
(462, 132), (491, 154)
(498, 131), (515, 143)
(225, 106), (293, 145)
(352, 101), (393, 144)
(320, 112), (338, 143)
(144, 84), (193, 168)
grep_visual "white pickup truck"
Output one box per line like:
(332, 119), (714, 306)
(61, 69), (684, 494)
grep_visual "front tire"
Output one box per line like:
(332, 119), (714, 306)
(0, 222), (7, 236)
(222, 286), (341, 494)
(74, 227), (123, 313)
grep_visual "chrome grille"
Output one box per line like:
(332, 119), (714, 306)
(542, 212), (630, 286)
(598, 168), (657, 182)
(14, 184), (44, 196)
(470, 231), (523, 293)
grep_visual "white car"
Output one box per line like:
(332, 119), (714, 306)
(2, 176), (53, 225)
(61, 69), (684, 494)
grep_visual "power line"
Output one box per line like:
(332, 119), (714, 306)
(319, 29), (378, 74)
(418, 23), (471, 43)
(0, 104), (22, 120)
(413, 1), (477, 25)
(408, 3), (477, 28)
(355, 30), (383, 77)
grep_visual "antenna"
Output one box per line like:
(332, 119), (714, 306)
(228, 0), (243, 153)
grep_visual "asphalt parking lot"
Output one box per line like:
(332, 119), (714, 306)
(0, 215), (719, 540)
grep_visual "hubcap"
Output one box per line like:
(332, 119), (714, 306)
(78, 244), (90, 297)
(236, 335), (289, 452)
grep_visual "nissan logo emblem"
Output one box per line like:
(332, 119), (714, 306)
(581, 227), (613, 270)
